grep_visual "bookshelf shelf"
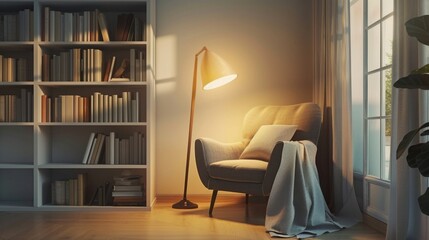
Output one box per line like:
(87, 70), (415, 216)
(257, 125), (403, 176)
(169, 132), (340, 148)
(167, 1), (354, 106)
(0, 122), (34, 126)
(36, 81), (148, 86)
(0, 82), (34, 86)
(0, 163), (34, 169)
(0, 201), (34, 208)
(39, 41), (147, 48)
(0, 0), (155, 211)
(37, 122), (147, 126)
(0, 43), (34, 51)
(39, 204), (149, 211)
(38, 164), (147, 169)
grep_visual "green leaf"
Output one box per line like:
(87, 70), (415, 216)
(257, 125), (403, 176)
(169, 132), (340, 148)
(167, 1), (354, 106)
(411, 64), (429, 74)
(407, 143), (425, 168)
(416, 146), (429, 177)
(393, 65), (429, 89)
(397, 122), (429, 159)
(406, 15), (429, 46)
(418, 188), (429, 215)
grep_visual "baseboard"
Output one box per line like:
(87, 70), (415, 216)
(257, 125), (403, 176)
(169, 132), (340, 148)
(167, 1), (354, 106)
(363, 213), (387, 235)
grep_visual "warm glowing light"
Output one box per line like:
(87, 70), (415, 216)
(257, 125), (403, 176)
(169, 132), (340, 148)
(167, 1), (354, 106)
(203, 74), (237, 90)
(200, 49), (237, 90)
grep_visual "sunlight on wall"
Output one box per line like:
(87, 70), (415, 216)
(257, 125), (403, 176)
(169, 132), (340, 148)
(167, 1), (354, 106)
(156, 34), (178, 94)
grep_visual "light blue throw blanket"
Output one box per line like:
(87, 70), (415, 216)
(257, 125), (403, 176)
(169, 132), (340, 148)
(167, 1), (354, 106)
(265, 141), (358, 238)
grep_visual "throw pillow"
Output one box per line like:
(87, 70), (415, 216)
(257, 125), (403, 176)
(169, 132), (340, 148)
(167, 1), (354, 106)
(239, 125), (298, 161)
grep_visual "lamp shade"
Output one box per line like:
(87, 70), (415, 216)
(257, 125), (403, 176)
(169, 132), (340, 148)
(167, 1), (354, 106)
(200, 49), (237, 90)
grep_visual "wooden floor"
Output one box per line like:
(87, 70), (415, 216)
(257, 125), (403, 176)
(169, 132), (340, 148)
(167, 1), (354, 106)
(0, 196), (385, 240)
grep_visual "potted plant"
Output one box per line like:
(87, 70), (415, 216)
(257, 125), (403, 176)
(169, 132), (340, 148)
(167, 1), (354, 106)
(393, 15), (429, 215)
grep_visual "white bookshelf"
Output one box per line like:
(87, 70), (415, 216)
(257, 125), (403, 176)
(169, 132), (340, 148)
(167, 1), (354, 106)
(0, 0), (156, 211)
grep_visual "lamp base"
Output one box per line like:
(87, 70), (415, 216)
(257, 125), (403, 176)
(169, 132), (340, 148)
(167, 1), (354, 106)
(172, 199), (198, 209)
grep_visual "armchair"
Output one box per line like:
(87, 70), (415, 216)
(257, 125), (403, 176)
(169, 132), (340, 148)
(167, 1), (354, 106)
(195, 103), (321, 216)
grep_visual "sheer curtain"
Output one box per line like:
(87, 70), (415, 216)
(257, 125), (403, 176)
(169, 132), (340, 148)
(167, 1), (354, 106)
(387, 0), (429, 239)
(313, 0), (362, 223)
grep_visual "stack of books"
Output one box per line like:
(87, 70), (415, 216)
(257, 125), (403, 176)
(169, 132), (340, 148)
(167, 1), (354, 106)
(112, 175), (145, 206)
(51, 173), (86, 206)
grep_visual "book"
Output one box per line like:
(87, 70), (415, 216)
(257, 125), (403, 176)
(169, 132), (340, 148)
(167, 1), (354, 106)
(87, 133), (102, 164)
(112, 191), (143, 197)
(113, 175), (141, 186)
(110, 77), (130, 82)
(109, 132), (115, 164)
(54, 180), (66, 205)
(103, 56), (115, 82)
(122, 92), (128, 122)
(90, 133), (105, 164)
(113, 185), (142, 191)
(41, 95), (47, 122)
(139, 51), (144, 81)
(82, 133), (96, 164)
(89, 182), (111, 206)
(129, 49), (135, 81)
(98, 11), (110, 42)
(77, 173), (85, 206)
(116, 14), (134, 41)
(44, 7), (50, 41)
(112, 58), (128, 78)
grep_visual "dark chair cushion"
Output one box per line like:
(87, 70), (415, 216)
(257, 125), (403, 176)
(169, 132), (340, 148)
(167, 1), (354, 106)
(208, 159), (268, 183)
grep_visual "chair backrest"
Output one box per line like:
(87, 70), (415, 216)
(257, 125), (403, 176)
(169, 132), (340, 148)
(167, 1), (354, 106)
(241, 103), (322, 145)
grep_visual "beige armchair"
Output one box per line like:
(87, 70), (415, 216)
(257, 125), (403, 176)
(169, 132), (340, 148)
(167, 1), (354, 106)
(195, 103), (321, 216)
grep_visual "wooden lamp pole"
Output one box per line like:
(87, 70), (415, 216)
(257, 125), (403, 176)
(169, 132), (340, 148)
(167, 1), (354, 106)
(172, 47), (207, 209)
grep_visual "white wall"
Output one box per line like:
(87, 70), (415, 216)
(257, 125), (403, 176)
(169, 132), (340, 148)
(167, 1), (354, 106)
(155, 0), (314, 195)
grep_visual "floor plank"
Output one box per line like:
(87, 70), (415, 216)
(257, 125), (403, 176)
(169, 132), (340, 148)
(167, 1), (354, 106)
(0, 197), (385, 240)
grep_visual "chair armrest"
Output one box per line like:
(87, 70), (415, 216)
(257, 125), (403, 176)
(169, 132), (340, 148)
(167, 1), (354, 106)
(195, 138), (245, 164)
(195, 138), (245, 189)
(262, 141), (285, 195)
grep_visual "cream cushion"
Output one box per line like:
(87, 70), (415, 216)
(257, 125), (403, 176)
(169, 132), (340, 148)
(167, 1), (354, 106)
(239, 125), (297, 161)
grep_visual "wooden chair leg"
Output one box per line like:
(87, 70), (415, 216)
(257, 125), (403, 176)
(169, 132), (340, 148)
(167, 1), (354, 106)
(209, 190), (218, 217)
(245, 193), (249, 204)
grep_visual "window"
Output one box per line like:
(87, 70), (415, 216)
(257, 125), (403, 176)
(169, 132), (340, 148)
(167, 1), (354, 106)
(350, 0), (394, 181)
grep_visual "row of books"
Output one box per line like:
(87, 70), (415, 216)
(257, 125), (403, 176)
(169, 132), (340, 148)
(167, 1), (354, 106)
(44, 8), (100, 42)
(0, 10), (34, 41)
(88, 181), (111, 206)
(112, 175), (145, 206)
(104, 49), (146, 82)
(42, 48), (145, 82)
(40, 91), (140, 123)
(115, 13), (145, 41)
(0, 89), (33, 122)
(43, 8), (144, 42)
(51, 173), (85, 206)
(0, 55), (28, 82)
(82, 131), (146, 165)
(42, 49), (103, 82)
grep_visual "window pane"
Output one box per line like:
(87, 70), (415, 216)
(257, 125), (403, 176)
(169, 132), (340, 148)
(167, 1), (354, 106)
(368, 72), (381, 117)
(368, 119), (381, 177)
(382, 0), (394, 17)
(383, 68), (392, 117)
(368, 25), (381, 71)
(368, 0), (381, 25)
(383, 118), (391, 180)
(382, 16), (394, 67)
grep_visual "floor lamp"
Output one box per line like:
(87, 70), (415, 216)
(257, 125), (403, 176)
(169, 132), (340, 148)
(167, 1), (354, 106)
(172, 47), (238, 209)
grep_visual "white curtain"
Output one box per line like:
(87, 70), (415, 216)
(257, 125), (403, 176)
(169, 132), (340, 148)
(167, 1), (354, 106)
(313, 0), (362, 223)
(387, 0), (429, 239)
